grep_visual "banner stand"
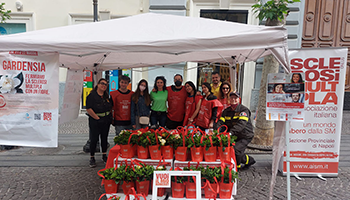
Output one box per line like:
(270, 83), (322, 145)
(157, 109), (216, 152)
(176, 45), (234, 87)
(285, 121), (291, 200)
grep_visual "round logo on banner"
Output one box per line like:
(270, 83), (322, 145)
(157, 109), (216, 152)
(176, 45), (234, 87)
(0, 95), (6, 108)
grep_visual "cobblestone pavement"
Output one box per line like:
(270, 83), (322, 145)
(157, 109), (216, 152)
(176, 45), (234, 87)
(0, 111), (349, 200)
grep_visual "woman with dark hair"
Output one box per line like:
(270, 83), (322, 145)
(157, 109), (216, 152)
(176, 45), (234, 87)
(86, 78), (113, 168)
(218, 81), (232, 109)
(196, 82), (223, 131)
(150, 76), (168, 128)
(183, 81), (202, 126)
(272, 83), (285, 94)
(131, 79), (151, 129)
(291, 73), (304, 83)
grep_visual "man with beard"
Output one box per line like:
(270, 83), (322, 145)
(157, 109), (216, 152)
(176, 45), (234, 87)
(291, 93), (301, 103)
(216, 92), (256, 169)
(166, 74), (188, 129)
(211, 71), (222, 97)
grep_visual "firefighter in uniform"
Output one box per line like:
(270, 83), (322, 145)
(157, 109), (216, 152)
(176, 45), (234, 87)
(216, 92), (256, 169)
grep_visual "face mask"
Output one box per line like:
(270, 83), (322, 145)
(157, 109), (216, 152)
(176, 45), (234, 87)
(139, 85), (146, 91)
(175, 80), (182, 87)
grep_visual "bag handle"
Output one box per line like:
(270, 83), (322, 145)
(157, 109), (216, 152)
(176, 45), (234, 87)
(217, 124), (228, 133)
(221, 160), (234, 183)
(156, 156), (166, 169)
(98, 193), (120, 200)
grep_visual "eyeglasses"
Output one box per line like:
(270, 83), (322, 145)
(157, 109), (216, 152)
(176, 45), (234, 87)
(222, 87), (230, 90)
(100, 82), (108, 86)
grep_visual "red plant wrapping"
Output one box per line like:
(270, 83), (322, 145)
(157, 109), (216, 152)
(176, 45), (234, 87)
(172, 181), (185, 198)
(175, 147), (188, 161)
(103, 179), (118, 194)
(191, 146), (203, 162)
(204, 146), (217, 162)
(204, 182), (218, 199)
(161, 145), (173, 159)
(219, 182), (233, 199)
(136, 180), (150, 196)
(120, 144), (135, 158)
(185, 181), (197, 199)
(149, 145), (162, 160)
(219, 146), (232, 161)
(122, 181), (135, 195)
(136, 145), (149, 159)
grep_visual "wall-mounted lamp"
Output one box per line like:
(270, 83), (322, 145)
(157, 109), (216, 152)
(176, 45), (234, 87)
(16, 1), (23, 12)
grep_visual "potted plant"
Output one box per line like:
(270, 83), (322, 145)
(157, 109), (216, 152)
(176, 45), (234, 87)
(147, 130), (162, 160)
(202, 166), (222, 198)
(158, 128), (175, 159)
(119, 165), (137, 195)
(98, 167), (119, 194)
(218, 133), (237, 161)
(202, 133), (220, 162)
(171, 175), (186, 198)
(187, 133), (205, 162)
(134, 162), (154, 195)
(136, 130), (152, 159)
(114, 130), (138, 158)
(173, 130), (189, 161)
(219, 165), (239, 199)
(183, 166), (204, 199)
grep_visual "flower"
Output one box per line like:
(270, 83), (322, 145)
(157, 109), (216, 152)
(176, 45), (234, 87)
(0, 75), (21, 94)
(158, 136), (162, 140)
(156, 166), (165, 170)
(137, 131), (142, 136)
(119, 130), (126, 135)
(135, 165), (141, 169)
(174, 134), (180, 139)
(160, 139), (166, 146)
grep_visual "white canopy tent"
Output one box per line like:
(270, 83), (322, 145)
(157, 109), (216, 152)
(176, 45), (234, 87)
(0, 13), (290, 72)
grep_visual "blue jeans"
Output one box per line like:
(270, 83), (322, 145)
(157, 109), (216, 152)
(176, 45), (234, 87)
(150, 110), (167, 128)
(115, 125), (133, 135)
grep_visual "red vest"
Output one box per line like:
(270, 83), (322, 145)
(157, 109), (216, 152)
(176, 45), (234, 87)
(219, 98), (230, 110)
(110, 90), (134, 121)
(183, 95), (202, 126)
(196, 98), (224, 129)
(166, 86), (187, 122)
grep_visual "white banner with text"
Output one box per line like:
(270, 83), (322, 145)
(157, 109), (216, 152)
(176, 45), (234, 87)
(0, 51), (59, 147)
(281, 48), (347, 175)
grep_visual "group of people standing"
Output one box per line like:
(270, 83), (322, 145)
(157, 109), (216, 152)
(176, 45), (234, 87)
(86, 72), (255, 170)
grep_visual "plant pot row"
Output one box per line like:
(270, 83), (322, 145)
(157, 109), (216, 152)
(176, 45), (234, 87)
(171, 180), (234, 199)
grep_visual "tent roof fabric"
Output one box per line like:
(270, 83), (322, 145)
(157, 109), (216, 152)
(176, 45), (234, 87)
(0, 13), (289, 72)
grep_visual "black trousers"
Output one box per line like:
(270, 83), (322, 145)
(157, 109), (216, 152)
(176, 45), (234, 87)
(166, 116), (183, 130)
(89, 117), (110, 157)
(234, 137), (252, 165)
